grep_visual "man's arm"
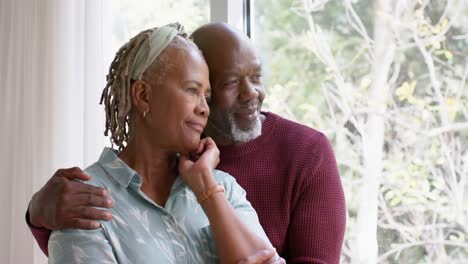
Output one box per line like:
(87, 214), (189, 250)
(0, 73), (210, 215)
(285, 134), (346, 264)
(27, 167), (114, 256)
(25, 209), (51, 256)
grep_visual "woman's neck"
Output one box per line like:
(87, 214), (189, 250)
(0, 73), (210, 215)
(118, 138), (177, 207)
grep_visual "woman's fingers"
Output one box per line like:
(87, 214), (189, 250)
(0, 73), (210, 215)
(193, 138), (208, 158)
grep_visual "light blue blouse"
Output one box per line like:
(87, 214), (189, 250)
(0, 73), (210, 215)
(48, 148), (270, 264)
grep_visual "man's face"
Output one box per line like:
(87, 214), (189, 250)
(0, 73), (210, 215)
(206, 42), (266, 144)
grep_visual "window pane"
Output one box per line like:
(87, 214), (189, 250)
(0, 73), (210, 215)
(253, 0), (468, 263)
(110, 0), (209, 51)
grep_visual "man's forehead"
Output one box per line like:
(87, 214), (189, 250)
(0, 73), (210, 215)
(216, 59), (262, 76)
(212, 45), (261, 70)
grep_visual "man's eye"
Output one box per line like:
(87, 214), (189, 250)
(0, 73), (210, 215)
(252, 74), (262, 80)
(224, 80), (239, 86)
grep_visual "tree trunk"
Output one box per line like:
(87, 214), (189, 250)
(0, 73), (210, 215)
(353, 1), (395, 263)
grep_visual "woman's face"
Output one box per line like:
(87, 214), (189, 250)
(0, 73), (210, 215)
(145, 46), (211, 154)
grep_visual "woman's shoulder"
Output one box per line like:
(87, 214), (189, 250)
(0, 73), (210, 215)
(81, 147), (135, 189)
(212, 169), (236, 185)
(81, 162), (113, 188)
(212, 169), (247, 199)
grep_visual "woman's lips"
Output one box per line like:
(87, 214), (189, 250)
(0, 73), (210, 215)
(186, 121), (205, 133)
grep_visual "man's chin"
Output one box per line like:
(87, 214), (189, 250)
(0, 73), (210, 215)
(206, 113), (262, 143)
(234, 116), (260, 131)
(230, 117), (262, 142)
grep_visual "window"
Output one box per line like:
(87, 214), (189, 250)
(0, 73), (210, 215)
(252, 0), (468, 263)
(110, 0), (210, 52)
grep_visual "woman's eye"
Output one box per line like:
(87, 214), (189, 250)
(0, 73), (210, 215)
(187, 88), (197, 94)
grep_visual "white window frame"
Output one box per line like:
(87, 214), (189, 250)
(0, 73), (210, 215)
(210, 0), (253, 37)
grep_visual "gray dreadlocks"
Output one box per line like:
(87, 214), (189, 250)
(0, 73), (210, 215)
(99, 23), (199, 150)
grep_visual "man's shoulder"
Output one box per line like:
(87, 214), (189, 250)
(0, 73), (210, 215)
(265, 111), (329, 145)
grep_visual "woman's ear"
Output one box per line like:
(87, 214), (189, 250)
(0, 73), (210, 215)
(130, 80), (151, 116)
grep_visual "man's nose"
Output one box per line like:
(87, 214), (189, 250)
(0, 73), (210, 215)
(239, 79), (259, 102)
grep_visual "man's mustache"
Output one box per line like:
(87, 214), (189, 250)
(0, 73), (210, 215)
(238, 100), (261, 109)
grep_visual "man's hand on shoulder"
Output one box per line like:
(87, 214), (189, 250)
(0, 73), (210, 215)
(28, 167), (113, 230)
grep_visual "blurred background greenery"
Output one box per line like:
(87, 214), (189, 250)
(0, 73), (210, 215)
(254, 0), (467, 263)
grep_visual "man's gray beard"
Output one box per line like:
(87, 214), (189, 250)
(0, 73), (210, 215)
(207, 110), (262, 143)
(226, 112), (262, 143)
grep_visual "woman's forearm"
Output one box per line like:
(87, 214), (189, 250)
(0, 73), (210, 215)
(178, 139), (271, 263)
(200, 191), (271, 264)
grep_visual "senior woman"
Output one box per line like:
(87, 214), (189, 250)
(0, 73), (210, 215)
(48, 23), (276, 263)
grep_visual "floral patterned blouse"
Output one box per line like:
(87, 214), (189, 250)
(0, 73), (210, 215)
(48, 148), (271, 264)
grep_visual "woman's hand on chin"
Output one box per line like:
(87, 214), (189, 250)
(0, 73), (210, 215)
(178, 137), (220, 196)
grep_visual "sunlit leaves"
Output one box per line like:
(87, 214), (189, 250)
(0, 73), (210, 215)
(396, 81), (416, 102)
(395, 80), (425, 106)
(434, 48), (453, 61)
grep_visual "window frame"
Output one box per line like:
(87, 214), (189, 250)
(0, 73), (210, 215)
(209, 0), (252, 37)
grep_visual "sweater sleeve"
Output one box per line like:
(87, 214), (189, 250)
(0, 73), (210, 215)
(25, 209), (51, 256)
(285, 134), (346, 264)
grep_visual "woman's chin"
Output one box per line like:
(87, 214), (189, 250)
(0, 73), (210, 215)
(179, 138), (201, 155)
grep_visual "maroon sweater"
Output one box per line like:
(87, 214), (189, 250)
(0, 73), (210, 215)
(216, 112), (346, 263)
(29, 112), (346, 263)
